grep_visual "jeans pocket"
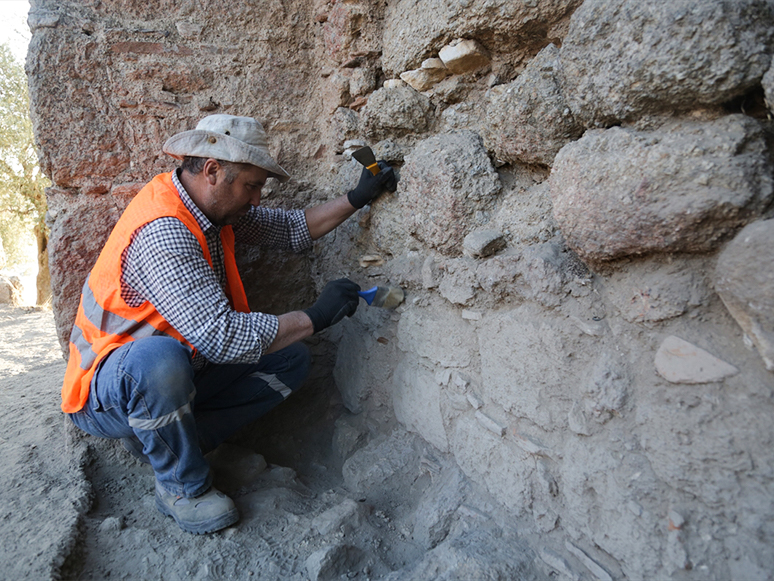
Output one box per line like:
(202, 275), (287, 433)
(69, 408), (109, 439)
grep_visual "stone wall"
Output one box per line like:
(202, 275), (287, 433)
(29, 0), (774, 579)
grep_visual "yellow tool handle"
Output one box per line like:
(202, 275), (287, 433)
(366, 162), (380, 176)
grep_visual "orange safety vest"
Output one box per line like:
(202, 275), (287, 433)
(61, 172), (250, 413)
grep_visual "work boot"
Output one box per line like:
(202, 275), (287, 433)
(155, 481), (239, 534)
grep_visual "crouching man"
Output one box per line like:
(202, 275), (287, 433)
(61, 114), (396, 534)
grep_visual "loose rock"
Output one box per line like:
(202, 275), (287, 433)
(549, 115), (773, 263)
(362, 86), (431, 139)
(399, 58), (450, 92)
(715, 219), (774, 371)
(438, 39), (489, 75)
(485, 44), (583, 166)
(400, 131), (501, 256)
(462, 228), (505, 258)
(558, 0), (774, 126)
(654, 336), (739, 384)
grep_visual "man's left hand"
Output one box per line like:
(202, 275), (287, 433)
(347, 161), (398, 209)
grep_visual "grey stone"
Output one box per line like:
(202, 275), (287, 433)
(475, 411), (506, 437)
(372, 139), (407, 164)
(400, 58), (450, 92)
(564, 541), (613, 581)
(392, 355), (449, 452)
(570, 352), (630, 433)
(665, 530), (689, 573)
(715, 219), (774, 371)
(331, 415), (368, 462)
(539, 547), (580, 581)
(400, 131), (501, 256)
(421, 255), (439, 289)
(474, 254), (522, 300)
(461, 310), (482, 322)
(97, 517), (123, 535)
(28, 10), (61, 30)
(654, 336), (739, 384)
(330, 107), (360, 150)
(385, 518), (540, 581)
(412, 466), (467, 550)
(438, 258), (477, 306)
(311, 499), (367, 536)
(604, 260), (708, 323)
(515, 242), (590, 308)
(485, 44), (583, 166)
(206, 444), (267, 495)
(763, 56), (774, 112)
(558, 0), (774, 126)
(342, 433), (416, 498)
(349, 67), (378, 97)
(381, 0), (583, 75)
(305, 544), (364, 581)
(462, 229), (505, 258)
(397, 305), (473, 368)
(451, 415), (533, 513)
(549, 115), (773, 263)
(362, 86), (431, 139)
(438, 39), (489, 75)
(333, 314), (398, 413)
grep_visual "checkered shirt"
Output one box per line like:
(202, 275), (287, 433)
(121, 169), (313, 369)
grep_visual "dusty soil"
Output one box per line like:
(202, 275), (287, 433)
(0, 305), (535, 581)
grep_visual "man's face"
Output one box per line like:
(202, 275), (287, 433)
(204, 163), (269, 226)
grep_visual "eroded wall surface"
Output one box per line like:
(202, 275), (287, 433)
(28, 0), (774, 579)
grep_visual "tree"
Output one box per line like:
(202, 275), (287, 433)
(0, 42), (50, 305)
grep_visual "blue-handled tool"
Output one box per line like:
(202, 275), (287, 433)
(357, 285), (405, 309)
(358, 286), (379, 305)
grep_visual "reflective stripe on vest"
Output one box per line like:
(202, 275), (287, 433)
(61, 172), (250, 413)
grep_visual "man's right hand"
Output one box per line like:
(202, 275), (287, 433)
(303, 278), (361, 333)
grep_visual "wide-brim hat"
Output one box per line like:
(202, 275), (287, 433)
(163, 114), (291, 182)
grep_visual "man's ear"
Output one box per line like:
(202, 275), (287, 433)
(202, 158), (221, 185)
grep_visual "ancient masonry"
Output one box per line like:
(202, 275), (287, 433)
(27, 0), (774, 579)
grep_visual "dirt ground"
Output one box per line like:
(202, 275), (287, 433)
(0, 304), (539, 581)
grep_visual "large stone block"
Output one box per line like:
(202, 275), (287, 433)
(381, 0), (583, 76)
(400, 131), (501, 256)
(477, 304), (589, 430)
(392, 355), (449, 452)
(549, 115), (773, 263)
(361, 85), (431, 139)
(485, 44), (583, 166)
(397, 304), (473, 369)
(558, 0), (774, 126)
(333, 309), (399, 413)
(450, 415), (533, 514)
(715, 219), (774, 371)
(46, 189), (125, 351)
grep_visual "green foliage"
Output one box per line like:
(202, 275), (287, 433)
(0, 42), (48, 268)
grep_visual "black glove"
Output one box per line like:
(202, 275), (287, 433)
(346, 161), (398, 209)
(303, 278), (361, 333)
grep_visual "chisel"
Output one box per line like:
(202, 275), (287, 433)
(352, 146), (381, 176)
(358, 286), (405, 309)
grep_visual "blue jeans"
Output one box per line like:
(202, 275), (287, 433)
(68, 336), (311, 498)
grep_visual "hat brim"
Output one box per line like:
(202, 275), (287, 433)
(163, 130), (291, 183)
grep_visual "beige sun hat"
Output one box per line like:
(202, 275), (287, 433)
(163, 114), (291, 182)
